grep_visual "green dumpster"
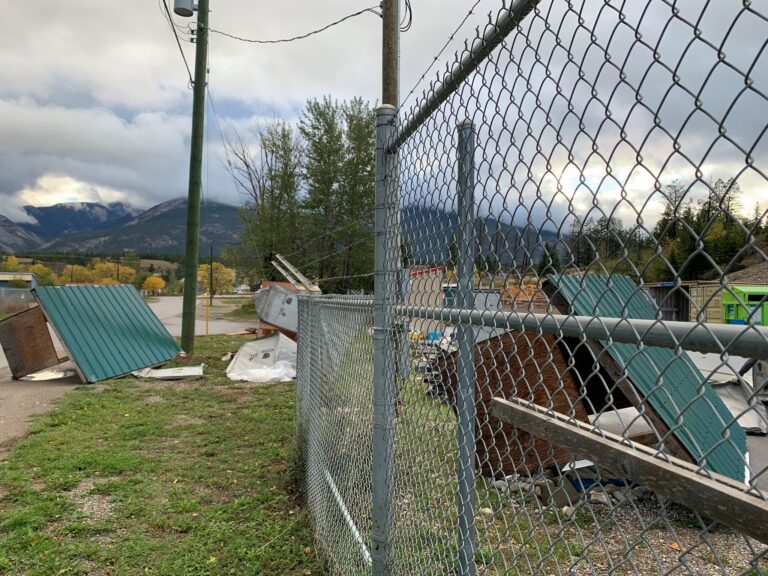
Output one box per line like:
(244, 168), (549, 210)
(722, 285), (768, 326)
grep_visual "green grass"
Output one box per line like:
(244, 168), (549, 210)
(223, 300), (259, 321)
(0, 335), (324, 575)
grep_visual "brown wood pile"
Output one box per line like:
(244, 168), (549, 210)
(438, 330), (588, 478)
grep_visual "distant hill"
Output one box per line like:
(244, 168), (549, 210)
(40, 198), (241, 255)
(22, 202), (140, 241)
(401, 206), (558, 266)
(0, 215), (44, 253)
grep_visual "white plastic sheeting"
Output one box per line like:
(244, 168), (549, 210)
(226, 333), (297, 383)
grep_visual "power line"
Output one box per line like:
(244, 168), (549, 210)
(281, 222), (370, 260)
(400, 0), (482, 110)
(160, 0), (194, 86)
(400, 0), (413, 32)
(208, 5), (381, 45)
(300, 236), (372, 271)
(314, 271), (374, 284)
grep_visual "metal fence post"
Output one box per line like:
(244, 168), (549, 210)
(372, 104), (397, 575)
(456, 118), (477, 576)
(306, 298), (324, 529)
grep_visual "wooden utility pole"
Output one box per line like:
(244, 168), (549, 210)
(180, 0), (210, 353)
(382, 0), (399, 107)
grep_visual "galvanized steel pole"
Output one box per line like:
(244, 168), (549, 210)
(456, 119), (477, 576)
(180, 0), (209, 353)
(372, 104), (397, 576)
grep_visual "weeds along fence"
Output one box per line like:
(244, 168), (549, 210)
(297, 0), (768, 574)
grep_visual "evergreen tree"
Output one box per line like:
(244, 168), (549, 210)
(535, 242), (562, 279)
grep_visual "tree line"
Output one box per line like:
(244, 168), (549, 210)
(546, 178), (766, 282)
(222, 96), (375, 293)
(0, 255), (237, 296)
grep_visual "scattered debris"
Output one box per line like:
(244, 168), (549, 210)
(132, 365), (205, 380)
(19, 368), (78, 381)
(546, 274), (748, 482)
(712, 382), (768, 435)
(436, 327), (589, 477)
(253, 284), (300, 338)
(0, 306), (64, 378)
(226, 333), (297, 383)
(32, 285), (181, 383)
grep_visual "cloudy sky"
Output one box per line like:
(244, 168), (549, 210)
(1, 0), (765, 230)
(0, 0), (499, 223)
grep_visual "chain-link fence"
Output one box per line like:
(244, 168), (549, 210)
(297, 0), (768, 574)
(0, 287), (34, 317)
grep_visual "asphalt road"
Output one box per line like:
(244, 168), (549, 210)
(146, 295), (256, 337)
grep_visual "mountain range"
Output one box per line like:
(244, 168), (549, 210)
(0, 199), (242, 255)
(401, 205), (559, 266)
(1, 200), (559, 263)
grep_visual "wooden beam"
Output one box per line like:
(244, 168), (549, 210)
(543, 285), (693, 463)
(491, 396), (768, 544)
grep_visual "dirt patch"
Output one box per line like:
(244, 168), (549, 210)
(166, 415), (207, 428)
(142, 395), (166, 405)
(133, 380), (201, 391)
(68, 477), (120, 521)
(212, 386), (253, 402)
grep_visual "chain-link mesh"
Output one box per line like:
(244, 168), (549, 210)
(298, 0), (768, 574)
(297, 295), (376, 574)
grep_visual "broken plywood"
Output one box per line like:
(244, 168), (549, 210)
(0, 307), (62, 379)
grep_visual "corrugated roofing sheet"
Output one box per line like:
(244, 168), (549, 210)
(550, 274), (747, 482)
(34, 285), (180, 383)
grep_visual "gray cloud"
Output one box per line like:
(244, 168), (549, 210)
(1, 0), (765, 236)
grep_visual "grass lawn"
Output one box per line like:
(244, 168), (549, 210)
(0, 335), (324, 575)
(223, 300), (259, 322)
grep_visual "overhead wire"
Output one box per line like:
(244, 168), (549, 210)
(159, 0), (194, 86)
(205, 85), (268, 272)
(400, 0), (413, 32)
(207, 5), (381, 44)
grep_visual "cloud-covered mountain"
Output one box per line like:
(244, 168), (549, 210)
(401, 206), (559, 267)
(0, 199), (241, 255)
(38, 198), (241, 255)
(22, 201), (140, 240)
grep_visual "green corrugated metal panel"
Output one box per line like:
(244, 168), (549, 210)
(34, 285), (181, 383)
(550, 274), (747, 482)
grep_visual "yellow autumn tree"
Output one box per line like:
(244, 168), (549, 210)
(142, 276), (166, 295)
(61, 265), (94, 283)
(28, 263), (58, 286)
(2, 255), (21, 271)
(197, 262), (235, 296)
